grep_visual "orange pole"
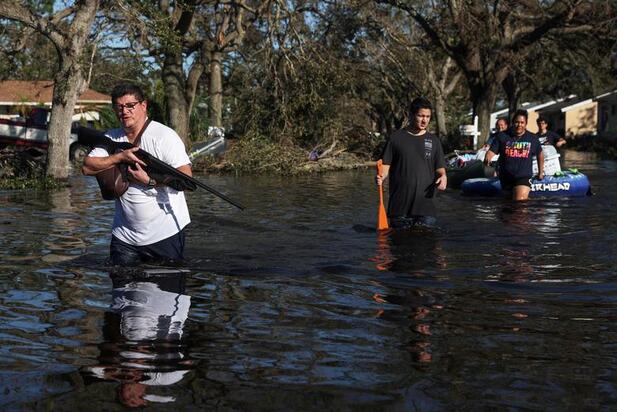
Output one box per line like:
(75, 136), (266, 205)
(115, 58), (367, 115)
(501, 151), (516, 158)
(376, 160), (389, 230)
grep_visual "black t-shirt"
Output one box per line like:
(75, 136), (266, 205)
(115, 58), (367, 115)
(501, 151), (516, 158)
(489, 129), (541, 178)
(537, 130), (560, 146)
(381, 129), (445, 218)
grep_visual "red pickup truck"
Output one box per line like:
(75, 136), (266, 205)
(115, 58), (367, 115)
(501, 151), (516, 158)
(0, 107), (87, 160)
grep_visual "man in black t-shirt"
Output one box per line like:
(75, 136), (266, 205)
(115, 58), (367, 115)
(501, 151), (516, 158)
(376, 97), (447, 228)
(536, 116), (566, 148)
(485, 109), (544, 201)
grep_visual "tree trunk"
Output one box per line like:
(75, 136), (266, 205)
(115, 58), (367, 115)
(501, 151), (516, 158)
(502, 73), (520, 120)
(433, 95), (448, 142)
(209, 51), (224, 129)
(471, 82), (499, 149)
(162, 50), (190, 144)
(45, 0), (99, 179)
(46, 67), (85, 179)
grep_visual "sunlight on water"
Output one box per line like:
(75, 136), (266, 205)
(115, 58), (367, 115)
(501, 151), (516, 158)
(1, 151), (616, 409)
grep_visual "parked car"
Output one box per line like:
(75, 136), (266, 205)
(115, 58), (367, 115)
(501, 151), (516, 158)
(0, 107), (88, 161)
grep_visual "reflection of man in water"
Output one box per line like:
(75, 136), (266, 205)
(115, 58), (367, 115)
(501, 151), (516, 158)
(373, 287), (443, 364)
(82, 272), (192, 407)
(370, 226), (446, 364)
(372, 229), (446, 274)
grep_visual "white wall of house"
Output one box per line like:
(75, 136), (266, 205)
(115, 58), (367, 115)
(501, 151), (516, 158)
(564, 101), (597, 137)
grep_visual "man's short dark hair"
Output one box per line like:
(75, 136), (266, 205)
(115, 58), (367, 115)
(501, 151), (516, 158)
(512, 109), (528, 122)
(537, 116), (548, 124)
(111, 83), (146, 103)
(496, 117), (509, 125)
(409, 97), (433, 116)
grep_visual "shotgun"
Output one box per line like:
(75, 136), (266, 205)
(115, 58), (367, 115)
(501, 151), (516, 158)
(77, 126), (245, 210)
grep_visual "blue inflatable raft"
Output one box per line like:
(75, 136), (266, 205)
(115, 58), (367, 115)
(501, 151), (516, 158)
(461, 170), (591, 197)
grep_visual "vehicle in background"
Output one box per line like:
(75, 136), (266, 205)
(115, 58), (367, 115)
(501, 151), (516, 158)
(0, 107), (88, 161)
(188, 126), (227, 160)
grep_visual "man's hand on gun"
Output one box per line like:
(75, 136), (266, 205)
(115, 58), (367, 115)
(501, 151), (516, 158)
(116, 147), (150, 185)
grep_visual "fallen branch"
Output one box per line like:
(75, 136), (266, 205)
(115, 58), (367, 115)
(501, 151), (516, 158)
(309, 139), (338, 161)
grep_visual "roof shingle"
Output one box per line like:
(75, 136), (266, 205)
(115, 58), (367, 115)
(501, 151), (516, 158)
(0, 80), (110, 104)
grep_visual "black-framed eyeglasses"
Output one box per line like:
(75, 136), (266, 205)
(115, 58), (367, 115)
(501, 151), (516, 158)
(112, 101), (143, 112)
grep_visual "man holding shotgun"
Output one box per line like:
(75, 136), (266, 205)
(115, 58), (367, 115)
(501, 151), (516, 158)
(376, 97), (447, 228)
(82, 83), (192, 266)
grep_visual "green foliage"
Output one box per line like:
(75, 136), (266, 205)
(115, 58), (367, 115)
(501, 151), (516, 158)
(23, 1), (54, 14)
(229, 46), (374, 155)
(189, 97), (210, 142)
(89, 50), (153, 97)
(2, 0), (616, 177)
(96, 106), (120, 130)
(0, 20), (57, 80)
(0, 176), (67, 190)
(121, 0), (185, 54)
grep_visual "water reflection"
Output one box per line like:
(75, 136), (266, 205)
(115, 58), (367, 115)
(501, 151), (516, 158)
(496, 203), (534, 232)
(371, 228), (446, 274)
(81, 271), (193, 407)
(43, 187), (87, 264)
(370, 227), (448, 366)
(1, 157), (617, 409)
(373, 288), (443, 365)
(532, 203), (563, 235)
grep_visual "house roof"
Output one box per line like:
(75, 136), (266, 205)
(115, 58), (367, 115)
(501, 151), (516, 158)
(594, 89), (617, 102)
(537, 95), (594, 114)
(490, 97), (575, 117)
(0, 80), (111, 105)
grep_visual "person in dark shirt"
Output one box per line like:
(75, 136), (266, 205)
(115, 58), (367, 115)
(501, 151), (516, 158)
(376, 97), (447, 228)
(485, 109), (544, 201)
(536, 116), (566, 148)
(483, 117), (509, 149)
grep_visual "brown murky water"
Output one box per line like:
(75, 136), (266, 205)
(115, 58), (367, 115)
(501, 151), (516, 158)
(1, 150), (616, 410)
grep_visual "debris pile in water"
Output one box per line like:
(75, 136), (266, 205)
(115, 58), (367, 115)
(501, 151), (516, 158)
(0, 148), (61, 189)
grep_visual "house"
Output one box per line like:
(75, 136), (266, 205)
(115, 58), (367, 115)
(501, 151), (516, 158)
(489, 99), (568, 134)
(535, 96), (597, 137)
(595, 90), (617, 137)
(0, 80), (111, 126)
(490, 93), (606, 138)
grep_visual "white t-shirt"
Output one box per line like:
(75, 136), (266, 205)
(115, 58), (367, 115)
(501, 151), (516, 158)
(88, 120), (191, 245)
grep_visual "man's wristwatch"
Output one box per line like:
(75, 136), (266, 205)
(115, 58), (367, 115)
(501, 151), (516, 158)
(147, 177), (156, 187)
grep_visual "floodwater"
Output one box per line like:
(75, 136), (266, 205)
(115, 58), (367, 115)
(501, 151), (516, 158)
(1, 150), (616, 410)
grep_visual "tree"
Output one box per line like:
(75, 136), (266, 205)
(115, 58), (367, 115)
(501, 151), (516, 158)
(0, 1), (100, 179)
(196, 0), (264, 130)
(227, 0), (379, 149)
(110, 0), (269, 143)
(0, 18), (57, 80)
(382, 0), (602, 147)
(501, 28), (617, 114)
(362, 6), (463, 140)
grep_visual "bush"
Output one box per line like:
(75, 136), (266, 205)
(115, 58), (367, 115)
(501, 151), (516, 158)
(0, 148), (67, 190)
(220, 133), (306, 175)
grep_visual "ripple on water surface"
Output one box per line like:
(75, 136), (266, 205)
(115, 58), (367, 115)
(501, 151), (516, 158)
(0, 157), (616, 409)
